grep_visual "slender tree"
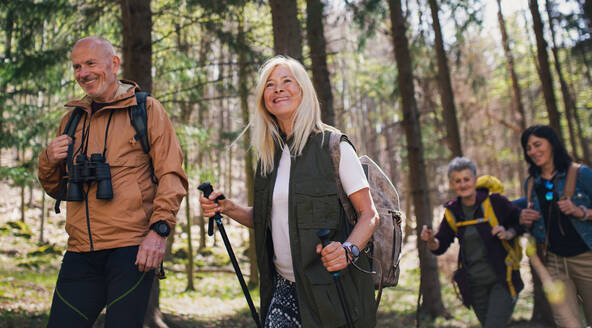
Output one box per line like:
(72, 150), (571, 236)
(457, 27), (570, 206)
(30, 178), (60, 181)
(529, 0), (563, 141)
(237, 8), (258, 286)
(545, 0), (579, 159)
(388, 0), (447, 318)
(427, 0), (462, 158)
(119, 1), (166, 326)
(496, 0), (527, 131)
(270, 0), (303, 61)
(583, 0), (592, 31)
(184, 150), (195, 291)
(306, 0), (335, 125)
(0, 7), (14, 164)
(120, 0), (152, 93)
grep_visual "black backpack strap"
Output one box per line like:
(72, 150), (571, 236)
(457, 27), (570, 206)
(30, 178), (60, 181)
(130, 92), (151, 154)
(129, 92), (158, 184)
(54, 107), (85, 214)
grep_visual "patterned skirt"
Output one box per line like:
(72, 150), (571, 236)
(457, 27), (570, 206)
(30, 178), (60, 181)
(264, 273), (302, 328)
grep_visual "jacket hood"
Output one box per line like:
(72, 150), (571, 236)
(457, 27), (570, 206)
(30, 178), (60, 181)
(65, 80), (140, 112)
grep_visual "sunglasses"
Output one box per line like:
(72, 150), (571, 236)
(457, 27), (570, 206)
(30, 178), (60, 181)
(544, 180), (554, 201)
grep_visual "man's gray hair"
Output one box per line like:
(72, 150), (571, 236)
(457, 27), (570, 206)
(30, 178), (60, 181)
(73, 36), (115, 57)
(447, 157), (477, 178)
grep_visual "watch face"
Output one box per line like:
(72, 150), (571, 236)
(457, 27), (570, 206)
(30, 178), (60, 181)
(154, 222), (169, 236)
(351, 245), (360, 257)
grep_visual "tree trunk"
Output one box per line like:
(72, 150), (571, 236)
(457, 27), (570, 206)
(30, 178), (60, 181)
(496, 0), (527, 131)
(529, 0), (562, 141)
(198, 106), (207, 250)
(184, 150), (194, 291)
(119, 1), (164, 325)
(120, 0), (152, 93)
(40, 190), (46, 244)
(306, 0), (335, 125)
(388, 0), (447, 318)
(270, 0), (303, 61)
(572, 108), (591, 167)
(583, 0), (592, 31)
(0, 8), (14, 164)
(545, 0), (579, 159)
(238, 10), (258, 286)
(143, 280), (167, 328)
(428, 0), (462, 158)
(20, 184), (25, 222)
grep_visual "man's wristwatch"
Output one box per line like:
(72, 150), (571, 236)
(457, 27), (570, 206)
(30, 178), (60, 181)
(342, 242), (360, 263)
(150, 221), (171, 237)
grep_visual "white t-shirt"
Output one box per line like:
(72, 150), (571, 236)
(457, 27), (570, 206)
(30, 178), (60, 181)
(271, 141), (369, 282)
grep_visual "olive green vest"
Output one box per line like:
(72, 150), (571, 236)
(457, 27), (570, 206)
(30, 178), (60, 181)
(253, 130), (376, 328)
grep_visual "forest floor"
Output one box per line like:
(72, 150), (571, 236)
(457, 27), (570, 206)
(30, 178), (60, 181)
(0, 182), (551, 328)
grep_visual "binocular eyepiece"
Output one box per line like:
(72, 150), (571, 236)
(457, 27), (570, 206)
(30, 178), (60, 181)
(66, 153), (113, 201)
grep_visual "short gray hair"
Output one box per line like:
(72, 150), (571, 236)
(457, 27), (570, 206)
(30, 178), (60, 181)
(73, 36), (116, 57)
(447, 157), (477, 178)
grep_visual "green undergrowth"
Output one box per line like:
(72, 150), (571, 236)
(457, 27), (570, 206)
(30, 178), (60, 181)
(0, 217), (543, 327)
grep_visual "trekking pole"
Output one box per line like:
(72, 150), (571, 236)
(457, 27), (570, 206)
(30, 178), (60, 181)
(525, 237), (580, 327)
(317, 229), (355, 328)
(198, 182), (262, 328)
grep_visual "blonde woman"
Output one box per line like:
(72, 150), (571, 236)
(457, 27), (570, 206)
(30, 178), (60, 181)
(200, 56), (378, 328)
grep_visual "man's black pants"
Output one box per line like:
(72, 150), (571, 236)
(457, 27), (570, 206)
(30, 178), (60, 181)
(47, 246), (154, 328)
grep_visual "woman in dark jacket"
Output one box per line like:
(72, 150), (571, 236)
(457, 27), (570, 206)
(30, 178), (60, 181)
(421, 157), (523, 327)
(519, 125), (592, 327)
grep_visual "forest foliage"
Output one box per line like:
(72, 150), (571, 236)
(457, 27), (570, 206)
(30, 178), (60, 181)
(0, 0), (591, 326)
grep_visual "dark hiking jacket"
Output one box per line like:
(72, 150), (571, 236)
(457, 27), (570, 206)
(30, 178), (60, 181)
(433, 189), (524, 305)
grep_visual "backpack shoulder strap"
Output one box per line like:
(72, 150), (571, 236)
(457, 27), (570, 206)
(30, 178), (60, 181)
(129, 92), (150, 154)
(564, 163), (581, 199)
(526, 176), (534, 207)
(329, 132), (356, 225)
(444, 208), (458, 234)
(129, 92), (158, 184)
(54, 107), (85, 214)
(482, 196), (499, 228)
(63, 107), (85, 137)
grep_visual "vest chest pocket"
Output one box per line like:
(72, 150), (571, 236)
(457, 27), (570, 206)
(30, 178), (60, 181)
(294, 180), (340, 229)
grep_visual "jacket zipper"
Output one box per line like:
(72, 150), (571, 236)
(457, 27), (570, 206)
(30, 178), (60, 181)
(85, 194), (94, 251)
(84, 111), (94, 251)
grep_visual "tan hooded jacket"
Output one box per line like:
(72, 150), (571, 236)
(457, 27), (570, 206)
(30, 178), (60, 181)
(38, 81), (188, 252)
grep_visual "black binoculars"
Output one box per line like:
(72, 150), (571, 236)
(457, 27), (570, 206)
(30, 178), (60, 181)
(66, 153), (113, 201)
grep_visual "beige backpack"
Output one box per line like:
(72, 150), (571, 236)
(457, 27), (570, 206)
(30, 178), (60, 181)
(329, 132), (404, 305)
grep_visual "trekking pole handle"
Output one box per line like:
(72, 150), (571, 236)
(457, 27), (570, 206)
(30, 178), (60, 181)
(197, 182), (226, 203)
(197, 182), (226, 236)
(317, 229), (340, 277)
(317, 229), (332, 247)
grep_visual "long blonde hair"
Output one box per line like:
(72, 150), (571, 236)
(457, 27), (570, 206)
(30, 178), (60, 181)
(252, 56), (337, 175)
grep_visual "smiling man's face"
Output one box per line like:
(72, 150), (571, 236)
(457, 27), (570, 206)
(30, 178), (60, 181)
(71, 38), (120, 103)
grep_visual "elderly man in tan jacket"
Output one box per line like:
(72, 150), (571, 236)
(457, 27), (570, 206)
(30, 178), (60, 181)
(38, 36), (187, 328)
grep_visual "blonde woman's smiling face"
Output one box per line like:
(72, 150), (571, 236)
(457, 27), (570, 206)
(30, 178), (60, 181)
(263, 65), (302, 133)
